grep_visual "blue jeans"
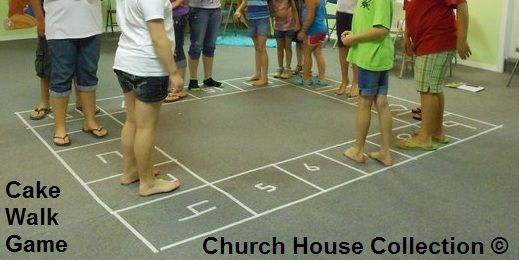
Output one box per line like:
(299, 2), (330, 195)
(174, 13), (188, 69)
(188, 7), (221, 59)
(358, 67), (389, 96)
(47, 35), (101, 97)
(114, 70), (169, 103)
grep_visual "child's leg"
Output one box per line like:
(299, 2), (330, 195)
(133, 99), (180, 196)
(30, 77), (50, 119)
(253, 35), (269, 86)
(250, 37), (261, 81)
(120, 91), (139, 185)
(312, 44), (325, 80)
(51, 95), (70, 145)
(349, 63), (359, 97)
(423, 93), (439, 144)
(39, 78), (50, 108)
(302, 43), (312, 80)
(369, 94), (393, 166)
(276, 38), (285, 76)
(344, 95), (374, 163)
(336, 46), (349, 95)
(294, 42), (304, 74)
(434, 92), (446, 139)
(396, 92), (436, 150)
(284, 36), (292, 70)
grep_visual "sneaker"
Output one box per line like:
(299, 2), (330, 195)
(311, 76), (328, 86)
(188, 79), (200, 90)
(273, 68), (283, 78)
(203, 77), (223, 88)
(280, 68), (292, 79)
(292, 75), (312, 86)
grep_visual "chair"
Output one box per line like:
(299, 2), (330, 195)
(105, 0), (117, 34)
(220, 0), (238, 37)
(391, 19), (414, 78)
(325, 0), (337, 43)
(506, 47), (519, 87)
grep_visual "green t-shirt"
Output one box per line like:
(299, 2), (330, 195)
(347, 0), (394, 71)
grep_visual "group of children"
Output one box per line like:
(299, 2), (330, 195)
(27, 0), (471, 196)
(234, 0), (470, 167)
(233, 0), (331, 88)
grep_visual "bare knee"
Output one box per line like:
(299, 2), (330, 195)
(375, 97), (389, 111)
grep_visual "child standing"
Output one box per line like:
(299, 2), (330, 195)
(114, 0), (182, 195)
(291, 0), (305, 75)
(270, 0), (300, 79)
(164, 0), (189, 102)
(396, 0), (471, 151)
(341, 0), (394, 166)
(335, 0), (359, 97)
(293, 0), (328, 86)
(234, 0), (270, 86)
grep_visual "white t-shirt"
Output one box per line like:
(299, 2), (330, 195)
(189, 0), (221, 9)
(44, 0), (102, 39)
(113, 0), (175, 77)
(336, 0), (356, 14)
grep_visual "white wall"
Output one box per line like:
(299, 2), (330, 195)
(506, 0), (519, 58)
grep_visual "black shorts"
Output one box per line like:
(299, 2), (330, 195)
(336, 12), (353, 48)
(35, 36), (51, 79)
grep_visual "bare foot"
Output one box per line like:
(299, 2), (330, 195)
(139, 179), (181, 197)
(252, 80), (268, 87)
(247, 75), (260, 81)
(367, 151), (393, 166)
(120, 169), (161, 185)
(343, 147), (366, 163)
(348, 84), (359, 97)
(336, 83), (347, 96)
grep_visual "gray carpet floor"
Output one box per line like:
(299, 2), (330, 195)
(0, 34), (518, 259)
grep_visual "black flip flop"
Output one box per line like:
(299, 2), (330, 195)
(53, 134), (71, 146)
(76, 106), (101, 114)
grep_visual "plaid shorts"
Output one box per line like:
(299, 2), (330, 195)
(414, 51), (455, 93)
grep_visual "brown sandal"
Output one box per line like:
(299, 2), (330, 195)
(82, 127), (108, 138)
(30, 107), (51, 120)
(164, 92), (180, 103)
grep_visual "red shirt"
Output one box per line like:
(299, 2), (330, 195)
(404, 0), (466, 56)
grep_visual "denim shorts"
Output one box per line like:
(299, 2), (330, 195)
(188, 7), (221, 59)
(174, 13), (188, 69)
(35, 36), (51, 79)
(47, 35), (101, 97)
(274, 29), (295, 39)
(114, 70), (169, 103)
(248, 18), (270, 37)
(358, 67), (389, 96)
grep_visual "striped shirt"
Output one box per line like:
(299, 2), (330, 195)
(246, 0), (270, 20)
